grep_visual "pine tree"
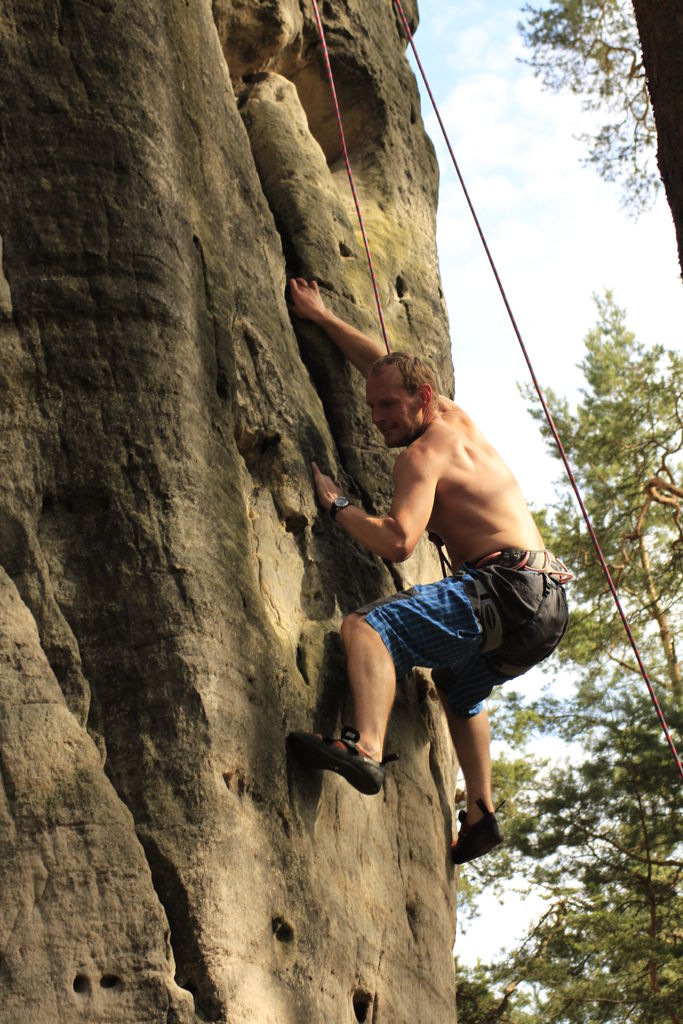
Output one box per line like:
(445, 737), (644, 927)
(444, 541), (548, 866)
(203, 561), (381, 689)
(456, 294), (682, 1024)
(519, 1), (658, 213)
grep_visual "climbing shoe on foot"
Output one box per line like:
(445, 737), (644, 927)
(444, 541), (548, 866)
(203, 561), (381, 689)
(450, 799), (503, 865)
(287, 726), (398, 796)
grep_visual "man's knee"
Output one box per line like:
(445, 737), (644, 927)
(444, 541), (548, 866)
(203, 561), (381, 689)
(340, 612), (366, 649)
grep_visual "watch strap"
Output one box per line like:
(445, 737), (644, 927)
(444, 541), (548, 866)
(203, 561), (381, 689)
(330, 497), (350, 520)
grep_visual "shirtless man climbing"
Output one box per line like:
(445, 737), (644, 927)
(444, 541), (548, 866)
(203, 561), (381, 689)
(287, 278), (570, 864)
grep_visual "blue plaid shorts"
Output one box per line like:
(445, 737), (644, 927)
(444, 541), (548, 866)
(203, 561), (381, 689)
(359, 574), (505, 717)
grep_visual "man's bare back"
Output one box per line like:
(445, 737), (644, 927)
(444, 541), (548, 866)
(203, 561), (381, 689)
(407, 399), (544, 568)
(363, 358), (544, 570)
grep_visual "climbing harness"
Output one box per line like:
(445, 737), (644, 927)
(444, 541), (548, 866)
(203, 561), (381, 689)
(472, 548), (573, 585)
(310, 1), (682, 781)
(428, 531), (452, 578)
(463, 554), (570, 676)
(427, 547), (572, 676)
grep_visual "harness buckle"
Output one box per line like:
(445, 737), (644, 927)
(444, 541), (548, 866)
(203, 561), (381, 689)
(466, 576), (504, 653)
(523, 550), (573, 584)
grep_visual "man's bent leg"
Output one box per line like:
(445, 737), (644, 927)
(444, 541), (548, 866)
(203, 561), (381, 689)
(341, 613), (396, 762)
(438, 691), (493, 824)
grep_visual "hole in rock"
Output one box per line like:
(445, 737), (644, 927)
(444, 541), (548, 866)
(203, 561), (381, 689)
(353, 990), (373, 1022)
(216, 372), (229, 400)
(179, 978), (223, 1021)
(405, 900), (419, 941)
(285, 513), (307, 535)
(395, 275), (407, 299)
(415, 675), (429, 703)
(296, 643), (308, 683)
(291, 57), (385, 167)
(260, 431), (281, 455)
(272, 916), (294, 943)
(73, 974), (90, 995)
(339, 241), (352, 257)
(100, 974), (121, 989)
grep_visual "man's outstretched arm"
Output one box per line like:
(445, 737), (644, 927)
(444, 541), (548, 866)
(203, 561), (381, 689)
(311, 450), (437, 562)
(289, 278), (386, 379)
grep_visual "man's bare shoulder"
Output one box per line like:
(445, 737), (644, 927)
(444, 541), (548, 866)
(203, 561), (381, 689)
(438, 396), (488, 444)
(393, 437), (440, 479)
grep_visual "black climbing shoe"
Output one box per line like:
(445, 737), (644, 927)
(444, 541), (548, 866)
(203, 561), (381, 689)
(287, 726), (398, 796)
(450, 799), (503, 865)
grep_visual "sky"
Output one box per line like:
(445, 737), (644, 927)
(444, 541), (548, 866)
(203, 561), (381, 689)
(408, 0), (683, 512)
(403, 0), (683, 967)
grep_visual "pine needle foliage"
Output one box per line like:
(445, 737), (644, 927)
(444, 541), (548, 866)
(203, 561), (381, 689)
(527, 292), (682, 698)
(519, 0), (658, 214)
(456, 294), (682, 1024)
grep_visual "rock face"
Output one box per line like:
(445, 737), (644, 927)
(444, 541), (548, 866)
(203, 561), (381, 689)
(0, 2), (459, 1021)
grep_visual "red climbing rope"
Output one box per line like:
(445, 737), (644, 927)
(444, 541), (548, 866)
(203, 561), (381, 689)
(310, 0), (391, 353)
(391, 0), (682, 781)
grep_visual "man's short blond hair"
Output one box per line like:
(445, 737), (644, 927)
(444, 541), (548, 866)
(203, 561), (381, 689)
(369, 352), (440, 411)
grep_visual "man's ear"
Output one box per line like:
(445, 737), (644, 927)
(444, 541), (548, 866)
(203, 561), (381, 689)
(419, 383), (433, 409)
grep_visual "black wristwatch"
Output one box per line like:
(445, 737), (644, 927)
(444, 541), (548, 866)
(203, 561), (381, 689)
(330, 496), (351, 520)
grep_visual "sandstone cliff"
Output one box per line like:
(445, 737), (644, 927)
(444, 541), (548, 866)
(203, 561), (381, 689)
(0, 2), (460, 1021)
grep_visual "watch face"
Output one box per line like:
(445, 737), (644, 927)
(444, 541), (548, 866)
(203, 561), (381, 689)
(330, 496), (350, 519)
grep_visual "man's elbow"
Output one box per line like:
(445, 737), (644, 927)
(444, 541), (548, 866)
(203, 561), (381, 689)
(381, 519), (417, 563)
(389, 537), (415, 563)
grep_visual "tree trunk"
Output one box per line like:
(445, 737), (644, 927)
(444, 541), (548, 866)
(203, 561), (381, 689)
(631, 0), (683, 277)
(638, 535), (682, 695)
